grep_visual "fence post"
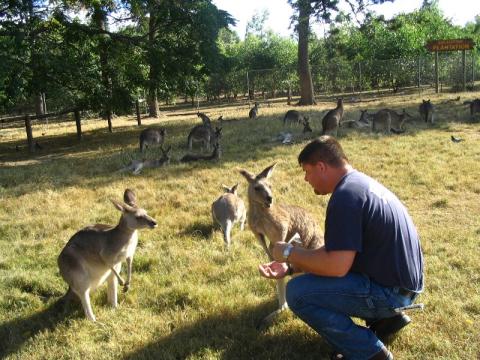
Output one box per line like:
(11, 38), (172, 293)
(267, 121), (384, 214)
(359, 62), (362, 93)
(135, 100), (141, 125)
(435, 51), (439, 93)
(472, 50), (476, 90)
(462, 49), (467, 92)
(246, 71), (250, 104)
(25, 114), (35, 153)
(74, 110), (82, 140)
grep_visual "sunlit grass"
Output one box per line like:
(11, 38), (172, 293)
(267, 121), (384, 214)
(1, 91), (479, 359)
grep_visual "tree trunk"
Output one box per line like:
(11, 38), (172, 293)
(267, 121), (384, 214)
(93, 6), (113, 131)
(297, 0), (316, 105)
(147, 11), (159, 118)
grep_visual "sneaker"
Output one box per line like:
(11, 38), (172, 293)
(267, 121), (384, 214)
(367, 313), (411, 342)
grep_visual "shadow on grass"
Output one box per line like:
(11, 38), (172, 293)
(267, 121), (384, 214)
(0, 297), (81, 358)
(123, 301), (331, 360)
(180, 220), (214, 240)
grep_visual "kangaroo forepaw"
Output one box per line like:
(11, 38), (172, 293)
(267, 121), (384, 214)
(123, 283), (130, 293)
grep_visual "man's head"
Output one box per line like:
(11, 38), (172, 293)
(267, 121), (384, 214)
(298, 136), (350, 195)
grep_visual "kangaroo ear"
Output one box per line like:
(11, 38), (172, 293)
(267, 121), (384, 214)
(221, 184), (230, 192)
(257, 163), (276, 180)
(123, 189), (137, 207)
(239, 169), (255, 183)
(231, 183), (239, 194)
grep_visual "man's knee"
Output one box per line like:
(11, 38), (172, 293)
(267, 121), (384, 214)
(286, 276), (304, 311)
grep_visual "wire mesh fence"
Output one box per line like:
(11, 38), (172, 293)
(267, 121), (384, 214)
(238, 51), (479, 100)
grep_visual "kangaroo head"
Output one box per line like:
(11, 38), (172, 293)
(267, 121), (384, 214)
(222, 183), (239, 195)
(160, 128), (166, 136)
(337, 98), (343, 107)
(303, 118), (312, 133)
(240, 163), (276, 208)
(112, 194), (157, 230)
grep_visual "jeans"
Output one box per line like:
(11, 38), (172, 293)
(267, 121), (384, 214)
(286, 272), (418, 360)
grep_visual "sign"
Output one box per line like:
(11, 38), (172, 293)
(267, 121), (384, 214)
(426, 39), (474, 52)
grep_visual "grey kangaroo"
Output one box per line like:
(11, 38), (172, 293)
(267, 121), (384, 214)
(419, 99), (435, 124)
(211, 183), (246, 249)
(120, 145), (171, 175)
(180, 143), (221, 163)
(249, 102), (259, 119)
(283, 110), (308, 126)
(372, 109), (410, 134)
(57, 189), (157, 322)
(302, 118), (313, 133)
(187, 125), (222, 152)
(239, 164), (323, 329)
(197, 112), (212, 126)
(139, 127), (166, 152)
(321, 98), (344, 136)
(463, 99), (480, 118)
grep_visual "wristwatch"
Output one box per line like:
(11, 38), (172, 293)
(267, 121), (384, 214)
(282, 243), (294, 261)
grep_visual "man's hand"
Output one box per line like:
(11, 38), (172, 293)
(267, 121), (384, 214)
(272, 241), (291, 262)
(258, 261), (289, 279)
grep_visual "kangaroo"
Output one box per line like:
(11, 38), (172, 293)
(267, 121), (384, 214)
(57, 189), (157, 322)
(180, 143), (221, 163)
(239, 164), (324, 329)
(120, 145), (171, 175)
(139, 127), (166, 152)
(463, 99), (480, 119)
(197, 112), (212, 126)
(321, 98), (344, 136)
(249, 102), (259, 119)
(283, 110), (307, 126)
(211, 183), (247, 249)
(187, 125), (222, 152)
(302, 118), (313, 133)
(371, 109), (410, 134)
(340, 110), (371, 129)
(419, 99), (435, 124)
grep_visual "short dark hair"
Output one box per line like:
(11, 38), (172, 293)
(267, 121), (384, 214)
(298, 136), (348, 167)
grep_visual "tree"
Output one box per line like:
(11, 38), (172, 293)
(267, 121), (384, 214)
(288, 0), (394, 105)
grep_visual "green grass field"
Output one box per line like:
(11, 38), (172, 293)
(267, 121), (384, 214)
(1, 91), (479, 359)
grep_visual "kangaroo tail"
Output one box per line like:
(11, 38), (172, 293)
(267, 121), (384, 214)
(390, 128), (405, 134)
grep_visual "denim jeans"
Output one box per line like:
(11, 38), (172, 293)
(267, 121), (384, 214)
(286, 272), (417, 360)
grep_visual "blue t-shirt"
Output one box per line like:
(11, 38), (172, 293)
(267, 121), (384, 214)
(325, 170), (424, 292)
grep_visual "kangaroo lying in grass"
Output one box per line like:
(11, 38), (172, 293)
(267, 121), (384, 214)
(239, 163), (323, 329)
(57, 189), (157, 322)
(139, 127), (166, 152)
(419, 99), (435, 124)
(321, 98), (344, 136)
(120, 145), (171, 175)
(211, 183), (246, 249)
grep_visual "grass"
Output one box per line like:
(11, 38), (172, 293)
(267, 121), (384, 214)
(1, 91), (480, 359)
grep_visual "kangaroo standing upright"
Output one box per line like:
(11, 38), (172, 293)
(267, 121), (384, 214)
(240, 164), (323, 329)
(249, 102), (259, 119)
(139, 128), (166, 152)
(57, 189), (157, 322)
(211, 184), (246, 249)
(321, 99), (344, 136)
(419, 99), (435, 124)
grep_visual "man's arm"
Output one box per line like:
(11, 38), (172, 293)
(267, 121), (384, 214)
(272, 243), (356, 277)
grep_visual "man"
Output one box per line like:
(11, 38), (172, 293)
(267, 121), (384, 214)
(258, 136), (424, 360)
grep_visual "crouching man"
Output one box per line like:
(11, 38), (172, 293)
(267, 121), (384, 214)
(259, 136), (424, 360)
